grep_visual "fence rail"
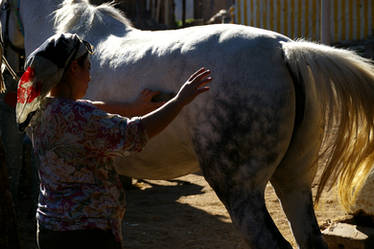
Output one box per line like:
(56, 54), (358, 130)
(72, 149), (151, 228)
(235, 0), (374, 43)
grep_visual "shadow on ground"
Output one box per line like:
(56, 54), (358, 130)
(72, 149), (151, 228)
(123, 178), (242, 249)
(17, 175), (243, 249)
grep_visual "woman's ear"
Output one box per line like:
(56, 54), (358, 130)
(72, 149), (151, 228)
(69, 60), (80, 74)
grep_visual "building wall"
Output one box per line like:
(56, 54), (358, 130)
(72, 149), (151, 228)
(235, 0), (374, 43)
(91, 0), (235, 27)
(174, 0), (194, 21)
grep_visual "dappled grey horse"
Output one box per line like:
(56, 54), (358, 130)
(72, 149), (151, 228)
(4, 0), (374, 248)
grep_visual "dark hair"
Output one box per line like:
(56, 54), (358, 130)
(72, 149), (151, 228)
(76, 52), (89, 67)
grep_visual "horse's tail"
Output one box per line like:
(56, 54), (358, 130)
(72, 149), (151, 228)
(281, 40), (374, 210)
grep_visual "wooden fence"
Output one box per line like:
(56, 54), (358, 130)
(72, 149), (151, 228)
(234, 0), (374, 43)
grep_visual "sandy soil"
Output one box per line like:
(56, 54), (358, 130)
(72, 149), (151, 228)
(17, 171), (347, 249)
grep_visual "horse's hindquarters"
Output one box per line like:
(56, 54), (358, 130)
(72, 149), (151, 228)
(193, 66), (296, 187)
(189, 50), (296, 248)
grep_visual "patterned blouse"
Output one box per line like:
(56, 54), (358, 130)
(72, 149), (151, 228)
(26, 97), (148, 246)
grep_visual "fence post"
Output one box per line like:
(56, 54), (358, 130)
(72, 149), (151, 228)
(182, 0), (186, 26)
(321, 0), (331, 44)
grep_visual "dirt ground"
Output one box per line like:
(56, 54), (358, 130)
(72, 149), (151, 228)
(17, 170), (347, 249)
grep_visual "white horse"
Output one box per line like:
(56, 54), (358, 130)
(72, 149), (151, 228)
(4, 0), (374, 248)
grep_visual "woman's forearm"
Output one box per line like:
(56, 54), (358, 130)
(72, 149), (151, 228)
(140, 97), (184, 139)
(92, 89), (165, 117)
(93, 101), (140, 117)
(93, 97), (184, 138)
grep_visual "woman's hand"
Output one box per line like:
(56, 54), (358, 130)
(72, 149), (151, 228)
(175, 68), (212, 107)
(133, 89), (166, 115)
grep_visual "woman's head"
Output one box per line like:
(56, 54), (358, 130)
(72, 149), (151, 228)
(56, 51), (92, 100)
(16, 33), (94, 130)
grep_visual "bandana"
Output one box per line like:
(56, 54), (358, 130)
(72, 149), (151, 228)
(16, 33), (93, 131)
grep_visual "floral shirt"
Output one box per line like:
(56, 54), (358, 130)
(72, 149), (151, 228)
(26, 97), (147, 247)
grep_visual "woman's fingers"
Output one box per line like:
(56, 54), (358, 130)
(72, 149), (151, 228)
(188, 67), (206, 81)
(194, 69), (211, 82)
(191, 69), (211, 85)
(197, 76), (212, 87)
(192, 72), (212, 92)
(189, 69), (212, 95)
(186, 68), (212, 95)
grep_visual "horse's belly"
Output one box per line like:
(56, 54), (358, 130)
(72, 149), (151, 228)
(114, 118), (199, 179)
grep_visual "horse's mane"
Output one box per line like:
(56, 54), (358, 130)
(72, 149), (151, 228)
(54, 0), (133, 36)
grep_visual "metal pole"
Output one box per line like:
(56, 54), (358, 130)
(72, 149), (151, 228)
(156, 0), (161, 23)
(182, 0), (186, 26)
(150, 0), (154, 20)
(165, 0), (169, 26)
(321, 0), (331, 44)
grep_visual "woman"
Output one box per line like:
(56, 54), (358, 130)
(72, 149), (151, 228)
(16, 33), (212, 249)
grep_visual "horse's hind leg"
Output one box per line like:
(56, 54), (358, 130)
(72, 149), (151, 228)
(270, 128), (328, 249)
(271, 176), (327, 249)
(200, 159), (293, 249)
(193, 92), (295, 248)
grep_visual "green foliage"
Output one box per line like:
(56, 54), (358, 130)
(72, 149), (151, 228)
(176, 18), (196, 28)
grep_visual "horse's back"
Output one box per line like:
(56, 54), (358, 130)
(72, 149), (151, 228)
(91, 24), (295, 120)
(88, 24), (296, 180)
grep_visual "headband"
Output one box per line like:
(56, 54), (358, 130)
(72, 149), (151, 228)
(16, 33), (93, 131)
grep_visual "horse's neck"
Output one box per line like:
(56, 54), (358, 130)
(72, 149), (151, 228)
(21, 0), (61, 55)
(74, 13), (134, 47)
(22, 0), (134, 53)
